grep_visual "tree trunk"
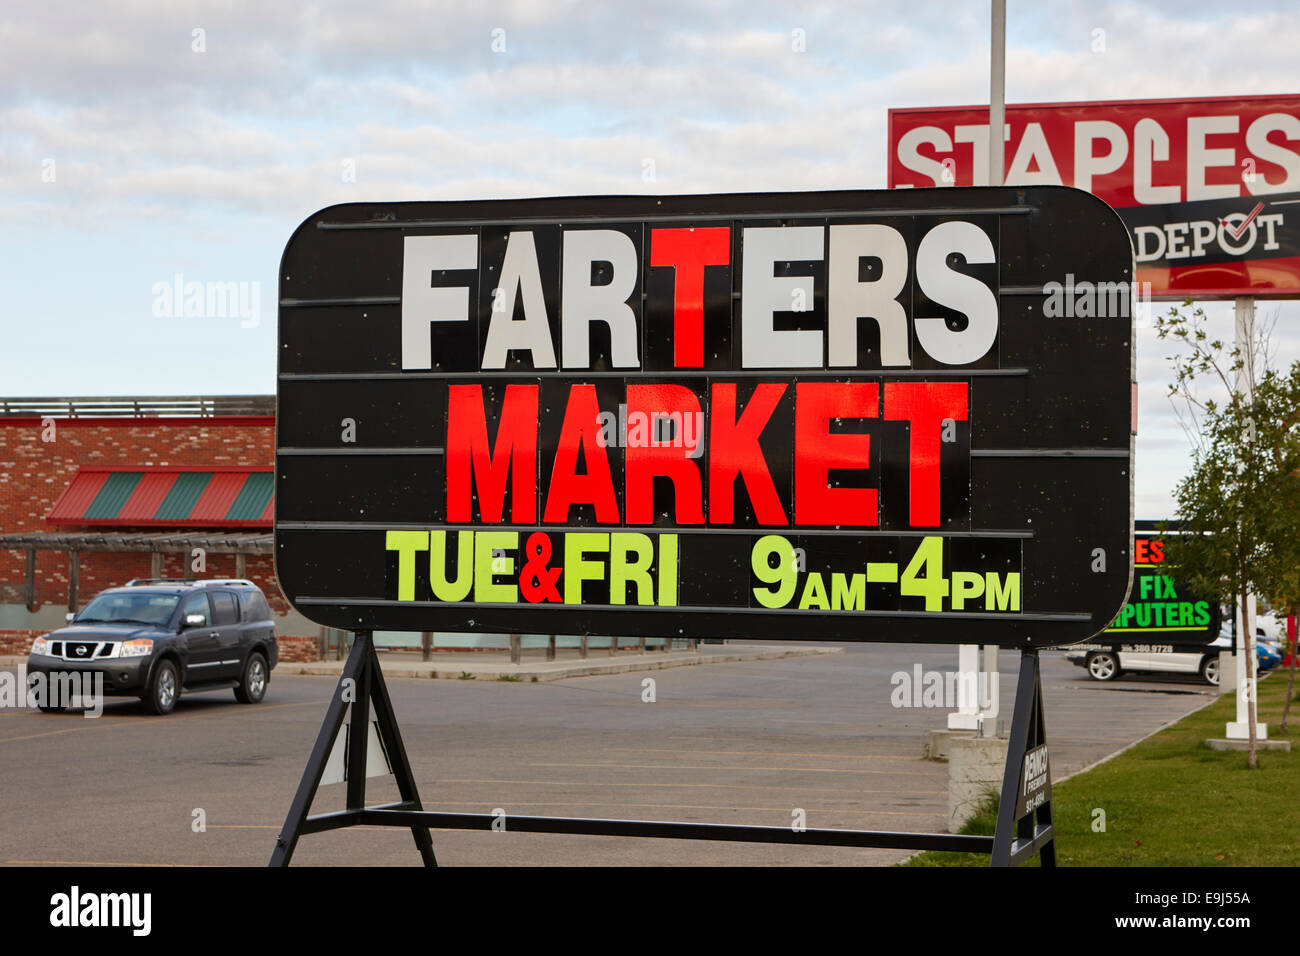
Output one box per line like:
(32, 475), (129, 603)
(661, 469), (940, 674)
(1281, 614), (1297, 734)
(1241, 581), (1258, 768)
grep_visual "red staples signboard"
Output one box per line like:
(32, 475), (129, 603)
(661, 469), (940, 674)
(275, 187), (1134, 646)
(888, 95), (1300, 299)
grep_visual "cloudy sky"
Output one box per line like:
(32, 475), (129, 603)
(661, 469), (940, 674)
(2, 0), (1299, 517)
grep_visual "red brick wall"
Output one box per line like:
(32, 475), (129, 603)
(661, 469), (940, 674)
(277, 636), (317, 663)
(0, 629), (42, 655)
(0, 416), (320, 657)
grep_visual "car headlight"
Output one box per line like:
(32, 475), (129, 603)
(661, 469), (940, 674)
(30, 636), (49, 656)
(118, 639), (153, 658)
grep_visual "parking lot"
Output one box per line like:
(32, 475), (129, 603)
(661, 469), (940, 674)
(0, 644), (1216, 866)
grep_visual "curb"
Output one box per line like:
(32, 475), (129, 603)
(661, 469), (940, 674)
(276, 644), (843, 682)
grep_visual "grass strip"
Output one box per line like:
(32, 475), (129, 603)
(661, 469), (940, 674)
(903, 670), (1298, 866)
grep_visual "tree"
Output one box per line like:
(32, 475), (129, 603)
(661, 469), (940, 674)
(1155, 302), (1300, 767)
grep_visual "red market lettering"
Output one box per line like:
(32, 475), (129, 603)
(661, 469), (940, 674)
(445, 381), (969, 529)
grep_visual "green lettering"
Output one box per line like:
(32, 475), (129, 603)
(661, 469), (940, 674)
(831, 572), (865, 610)
(610, 532), (654, 606)
(950, 571), (984, 610)
(799, 572), (829, 609)
(386, 530), (430, 602)
(564, 533), (609, 605)
(430, 530), (473, 602)
(474, 531), (518, 603)
(985, 572), (1020, 611)
(658, 534), (678, 607)
(752, 535), (797, 609)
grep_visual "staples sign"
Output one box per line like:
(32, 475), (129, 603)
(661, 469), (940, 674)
(888, 95), (1300, 299)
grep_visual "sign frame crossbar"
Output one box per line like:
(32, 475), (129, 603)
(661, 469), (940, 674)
(269, 633), (1055, 867)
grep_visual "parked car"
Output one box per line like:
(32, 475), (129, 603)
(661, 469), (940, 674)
(27, 578), (278, 715)
(1243, 623), (1282, 672)
(1256, 610), (1285, 641)
(1068, 627), (1282, 685)
(1257, 637), (1282, 671)
(1066, 635), (1230, 685)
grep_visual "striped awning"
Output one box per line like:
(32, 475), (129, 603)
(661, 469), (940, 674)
(47, 467), (273, 527)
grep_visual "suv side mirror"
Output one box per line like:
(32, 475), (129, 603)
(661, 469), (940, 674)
(184, 613), (207, 628)
(66, 612), (75, 622)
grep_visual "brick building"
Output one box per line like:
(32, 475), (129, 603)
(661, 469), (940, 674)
(0, 397), (318, 661)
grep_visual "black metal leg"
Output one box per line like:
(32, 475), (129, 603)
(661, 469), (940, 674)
(1035, 660), (1057, 868)
(367, 642), (438, 867)
(992, 650), (1036, 866)
(345, 633), (371, 811)
(1038, 803), (1057, 867)
(991, 648), (1056, 867)
(269, 631), (371, 867)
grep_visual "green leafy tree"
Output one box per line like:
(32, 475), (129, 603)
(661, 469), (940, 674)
(1155, 302), (1300, 766)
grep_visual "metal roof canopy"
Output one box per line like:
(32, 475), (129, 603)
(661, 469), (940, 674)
(47, 467), (274, 528)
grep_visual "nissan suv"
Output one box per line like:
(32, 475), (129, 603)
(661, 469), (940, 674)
(27, 578), (278, 715)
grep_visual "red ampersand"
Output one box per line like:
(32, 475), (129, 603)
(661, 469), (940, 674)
(520, 532), (562, 603)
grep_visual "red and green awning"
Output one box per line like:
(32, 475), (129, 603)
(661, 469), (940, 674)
(48, 467), (273, 527)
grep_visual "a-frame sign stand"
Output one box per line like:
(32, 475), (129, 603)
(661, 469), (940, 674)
(270, 632), (1056, 867)
(991, 649), (1056, 866)
(270, 631), (437, 867)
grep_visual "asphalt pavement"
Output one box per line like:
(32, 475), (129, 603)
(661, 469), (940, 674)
(0, 643), (1217, 866)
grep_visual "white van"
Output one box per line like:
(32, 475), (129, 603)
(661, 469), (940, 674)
(1065, 634), (1230, 685)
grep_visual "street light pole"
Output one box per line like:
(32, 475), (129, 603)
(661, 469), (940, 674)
(979, 0), (1006, 736)
(953, 0), (1006, 738)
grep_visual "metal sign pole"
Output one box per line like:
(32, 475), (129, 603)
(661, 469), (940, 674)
(270, 631), (437, 867)
(973, 0), (1007, 736)
(989, 0), (1005, 188)
(1226, 296), (1266, 743)
(991, 649), (1056, 866)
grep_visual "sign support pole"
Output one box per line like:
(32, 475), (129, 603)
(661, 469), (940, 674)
(964, 0), (1007, 738)
(991, 649), (1056, 866)
(1227, 296), (1266, 742)
(270, 631), (437, 867)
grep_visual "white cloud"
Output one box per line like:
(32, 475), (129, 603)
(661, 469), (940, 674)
(1, 0), (1299, 521)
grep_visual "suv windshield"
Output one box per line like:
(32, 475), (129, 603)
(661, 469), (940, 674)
(75, 592), (180, 627)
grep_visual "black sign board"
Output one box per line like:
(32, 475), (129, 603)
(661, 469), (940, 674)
(1100, 534), (1220, 645)
(274, 186), (1134, 645)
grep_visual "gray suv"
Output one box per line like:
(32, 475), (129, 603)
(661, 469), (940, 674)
(27, 578), (279, 715)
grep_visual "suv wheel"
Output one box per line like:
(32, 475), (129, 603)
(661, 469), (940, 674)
(234, 652), (268, 704)
(142, 659), (179, 715)
(1086, 651), (1121, 681)
(1201, 655), (1220, 686)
